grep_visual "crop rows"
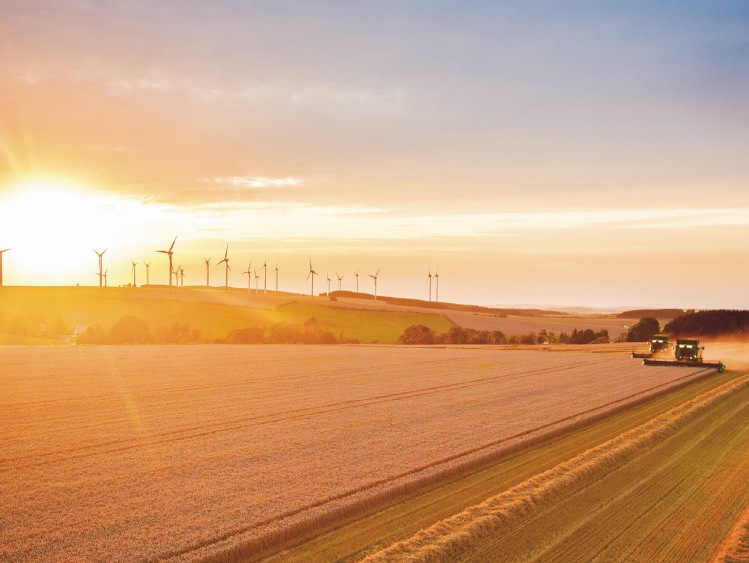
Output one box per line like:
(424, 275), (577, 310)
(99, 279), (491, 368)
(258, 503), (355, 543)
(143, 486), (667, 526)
(0, 345), (715, 561)
(364, 375), (749, 562)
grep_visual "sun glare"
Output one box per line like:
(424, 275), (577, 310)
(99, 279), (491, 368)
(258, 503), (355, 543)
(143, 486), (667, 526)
(0, 180), (123, 284)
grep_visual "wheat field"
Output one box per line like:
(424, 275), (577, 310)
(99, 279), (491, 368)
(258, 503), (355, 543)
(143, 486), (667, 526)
(0, 345), (717, 561)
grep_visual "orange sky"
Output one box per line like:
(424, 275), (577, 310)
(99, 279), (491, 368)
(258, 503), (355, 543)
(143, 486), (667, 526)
(1, 2), (748, 308)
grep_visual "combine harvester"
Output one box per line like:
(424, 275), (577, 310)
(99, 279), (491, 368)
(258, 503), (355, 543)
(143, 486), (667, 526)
(642, 338), (725, 372)
(632, 335), (672, 359)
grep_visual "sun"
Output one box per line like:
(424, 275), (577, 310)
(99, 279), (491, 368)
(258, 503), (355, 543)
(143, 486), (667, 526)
(0, 178), (118, 284)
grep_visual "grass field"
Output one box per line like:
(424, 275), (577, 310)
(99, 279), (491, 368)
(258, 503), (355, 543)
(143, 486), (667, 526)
(0, 345), (721, 561)
(0, 286), (453, 343)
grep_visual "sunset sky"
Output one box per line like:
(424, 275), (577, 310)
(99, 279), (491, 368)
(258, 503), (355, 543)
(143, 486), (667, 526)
(1, 1), (748, 308)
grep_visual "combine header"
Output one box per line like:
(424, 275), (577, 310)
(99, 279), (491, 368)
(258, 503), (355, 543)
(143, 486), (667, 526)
(632, 335), (672, 359)
(643, 338), (725, 371)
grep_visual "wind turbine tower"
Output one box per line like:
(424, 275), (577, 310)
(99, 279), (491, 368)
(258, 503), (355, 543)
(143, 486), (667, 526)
(435, 267), (439, 302)
(217, 244), (230, 292)
(254, 268), (260, 294)
(326, 271), (331, 295)
(242, 263), (252, 293)
(179, 266), (186, 287)
(0, 248), (11, 287)
(428, 268), (432, 302)
(157, 236), (177, 287)
(144, 262), (151, 285)
(336, 272), (343, 291)
(274, 261), (279, 292)
(93, 248), (107, 287)
(369, 269), (380, 301)
(355, 269), (360, 293)
(262, 257), (268, 294)
(204, 257), (211, 287)
(131, 260), (138, 287)
(306, 259), (317, 296)
(103, 268), (108, 287)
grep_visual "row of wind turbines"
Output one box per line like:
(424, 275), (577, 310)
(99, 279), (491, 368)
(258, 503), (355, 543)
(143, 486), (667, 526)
(11, 235), (442, 302)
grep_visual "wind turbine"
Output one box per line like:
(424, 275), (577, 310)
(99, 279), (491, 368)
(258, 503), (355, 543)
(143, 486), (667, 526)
(217, 244), (230, 292)
(369, 269), (380, 301)
(355, 269), (360, 293)
(144, 261), (151, 285)
(103, 268), (108, 287)
(131, 260), (138, 287)
(172, 265), (180, 287)
(157, 236), (177, 287)
(242, 262), (252, 293)
(204, 257), (211, 287)
(179, 266), (186, 287)
(428, 268), (432, 302)
(306, 259), (317, 296)
(435, 267), (439, 302)
(262, 257), (268, 294)
(336, 272), (343, 291)
(93, 248), (107, 287)
(326, 271), (331, 295)
(274, 261), (279, 292)
(254, 268), (260, 294)
(0, 248), (11, 287)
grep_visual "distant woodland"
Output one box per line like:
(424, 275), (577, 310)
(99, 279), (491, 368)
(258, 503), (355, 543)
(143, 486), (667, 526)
(664, 310), (749, 337)
(617, 309), (687, 320)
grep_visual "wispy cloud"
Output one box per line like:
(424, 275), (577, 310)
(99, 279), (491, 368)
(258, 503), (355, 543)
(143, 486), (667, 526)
(201, 177), (304, 189)
(166, 204), (749, 244)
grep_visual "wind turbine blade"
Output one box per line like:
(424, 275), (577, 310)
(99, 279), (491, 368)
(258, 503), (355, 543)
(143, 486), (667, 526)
(169, 236), (177, 252)
(375, 268), (380, 277)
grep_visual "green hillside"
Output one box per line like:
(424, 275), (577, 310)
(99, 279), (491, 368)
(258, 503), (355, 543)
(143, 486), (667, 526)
(0, 286), (452, 344)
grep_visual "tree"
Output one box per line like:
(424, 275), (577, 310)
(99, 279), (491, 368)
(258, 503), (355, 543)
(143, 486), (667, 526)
(626, 317), (660, 342)
(110, 315), (151, 344)
(398, 324), (435, 344)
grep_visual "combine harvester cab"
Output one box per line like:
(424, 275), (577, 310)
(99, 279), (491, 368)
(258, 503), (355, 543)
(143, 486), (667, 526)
(632, 335), (671, 359)
(643, 338), (725, 371)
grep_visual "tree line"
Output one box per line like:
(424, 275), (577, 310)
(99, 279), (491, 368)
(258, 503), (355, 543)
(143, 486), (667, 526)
(664, 310), (749, 337)
(623, 310), (749, 341)
(397, 325), (611, 345)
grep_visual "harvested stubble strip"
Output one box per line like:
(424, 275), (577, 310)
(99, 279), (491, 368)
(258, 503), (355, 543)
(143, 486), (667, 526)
(712, 500), (749, 562)
(363, 375), (749, 562)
